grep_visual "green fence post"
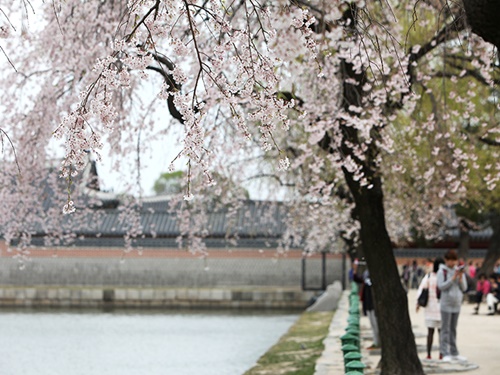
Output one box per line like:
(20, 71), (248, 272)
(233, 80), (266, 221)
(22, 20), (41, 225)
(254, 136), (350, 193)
(340, 333), (359, 347)
(341, 344), (359, 357)
(345, 360), (366, 374)
(343, 351), (362, 366)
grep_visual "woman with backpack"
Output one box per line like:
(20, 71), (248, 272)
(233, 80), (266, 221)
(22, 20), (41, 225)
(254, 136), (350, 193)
(416, 257), (445, 360)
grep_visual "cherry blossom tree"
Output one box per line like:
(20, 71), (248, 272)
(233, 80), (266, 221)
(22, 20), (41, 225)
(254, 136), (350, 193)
(0, 1), (498, 374)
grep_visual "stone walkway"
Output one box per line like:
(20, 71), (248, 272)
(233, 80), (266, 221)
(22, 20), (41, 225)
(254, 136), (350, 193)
(315, 288), (499, 374)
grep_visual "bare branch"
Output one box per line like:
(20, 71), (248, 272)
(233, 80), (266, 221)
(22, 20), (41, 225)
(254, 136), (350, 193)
(479, 136), (500, 147)
(245, 173), (295, 187)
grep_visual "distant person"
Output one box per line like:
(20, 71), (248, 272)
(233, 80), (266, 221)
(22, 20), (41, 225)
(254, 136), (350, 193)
(353, 268), (380, 349)
(494, 262), (500, 276)
(424, 258), (434, 273)
(437, 249), (468, 363)
(486, 274), (500, 315)
(401, 261), (411, 291)
(349, 258), (359, 283)
(467, 261), (476, 279)
(416, 257), (445, 360)
(411, 259), (423, 289)
(473, 273), (490, 315)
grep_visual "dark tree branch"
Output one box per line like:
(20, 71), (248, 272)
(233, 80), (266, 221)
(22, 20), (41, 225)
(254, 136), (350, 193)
(439, 60), (500, 86)
(245, 173), (295, 187)
(407, 15), (467, 87)
(432, 69), (498, 86)
(146, 53), (184, 124)
(479, 136), (500, 147)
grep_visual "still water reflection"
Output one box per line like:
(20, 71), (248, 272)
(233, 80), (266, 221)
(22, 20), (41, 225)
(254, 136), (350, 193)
(0, 309), (297, 375)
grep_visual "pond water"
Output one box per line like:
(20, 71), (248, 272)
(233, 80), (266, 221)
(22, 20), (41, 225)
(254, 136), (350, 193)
(0, 309), (298, 375)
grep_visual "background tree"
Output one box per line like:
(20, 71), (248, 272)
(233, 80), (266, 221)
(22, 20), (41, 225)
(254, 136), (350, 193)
(153, 171), (184, 195)
(383, 12), (500, 272)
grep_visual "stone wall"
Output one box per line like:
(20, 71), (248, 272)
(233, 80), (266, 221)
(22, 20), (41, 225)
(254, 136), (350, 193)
(0, 249), (343, 308)
(0, 254), (342, 288)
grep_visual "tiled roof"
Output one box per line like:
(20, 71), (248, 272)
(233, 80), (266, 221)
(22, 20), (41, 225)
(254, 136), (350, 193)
(5, 160), (290, 249)
(75, 200), (286, 238)
(29, 196), (289, 249)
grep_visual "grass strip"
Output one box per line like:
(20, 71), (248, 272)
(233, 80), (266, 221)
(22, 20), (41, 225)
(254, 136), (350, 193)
(243, 310), (335, 375)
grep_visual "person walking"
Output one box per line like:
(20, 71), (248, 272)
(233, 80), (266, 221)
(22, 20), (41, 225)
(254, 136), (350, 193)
(353, 268), (380, 349)
(437, 249), (468, 363)
(416, 257), (444, 360)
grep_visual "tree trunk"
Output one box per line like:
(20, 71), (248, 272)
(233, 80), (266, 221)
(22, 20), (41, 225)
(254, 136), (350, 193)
(343, 171), (424, 375)
(479, 212), (500, 276)
(462, 0), (500, 50)
(319, 6), (424, 373)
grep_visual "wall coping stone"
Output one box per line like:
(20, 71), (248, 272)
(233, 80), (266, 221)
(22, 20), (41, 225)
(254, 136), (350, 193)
(0, 285), (317, 310)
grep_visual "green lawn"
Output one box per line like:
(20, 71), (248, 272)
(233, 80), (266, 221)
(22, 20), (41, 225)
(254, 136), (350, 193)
(243, 311), (335, 375)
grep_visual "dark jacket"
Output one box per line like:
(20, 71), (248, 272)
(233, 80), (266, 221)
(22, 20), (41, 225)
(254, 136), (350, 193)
(353, 270), (375, 315)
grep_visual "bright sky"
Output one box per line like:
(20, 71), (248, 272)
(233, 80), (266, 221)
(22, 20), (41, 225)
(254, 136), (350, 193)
(46, 140), (174, 197)
(97, 136), (182, 197)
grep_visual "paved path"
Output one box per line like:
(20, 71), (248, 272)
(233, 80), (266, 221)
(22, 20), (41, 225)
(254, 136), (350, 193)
(315, 288), (500, 374)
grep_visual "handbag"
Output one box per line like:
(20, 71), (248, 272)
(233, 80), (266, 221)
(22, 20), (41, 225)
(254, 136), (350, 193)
(417, 274), (430, 307)
(418, 288), (429, 307)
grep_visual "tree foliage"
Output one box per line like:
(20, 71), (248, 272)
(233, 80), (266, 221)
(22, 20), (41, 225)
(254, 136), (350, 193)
(153, 171), (184, 195)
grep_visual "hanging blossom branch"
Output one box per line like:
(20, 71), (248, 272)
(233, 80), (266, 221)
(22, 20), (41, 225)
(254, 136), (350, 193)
(0, 9), (17, 70)
(51, 0), (315, 207)
(0, 128), (21, 178)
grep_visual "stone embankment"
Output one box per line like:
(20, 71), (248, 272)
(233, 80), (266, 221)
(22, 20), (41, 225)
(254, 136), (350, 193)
(0, 285), (316, 309)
